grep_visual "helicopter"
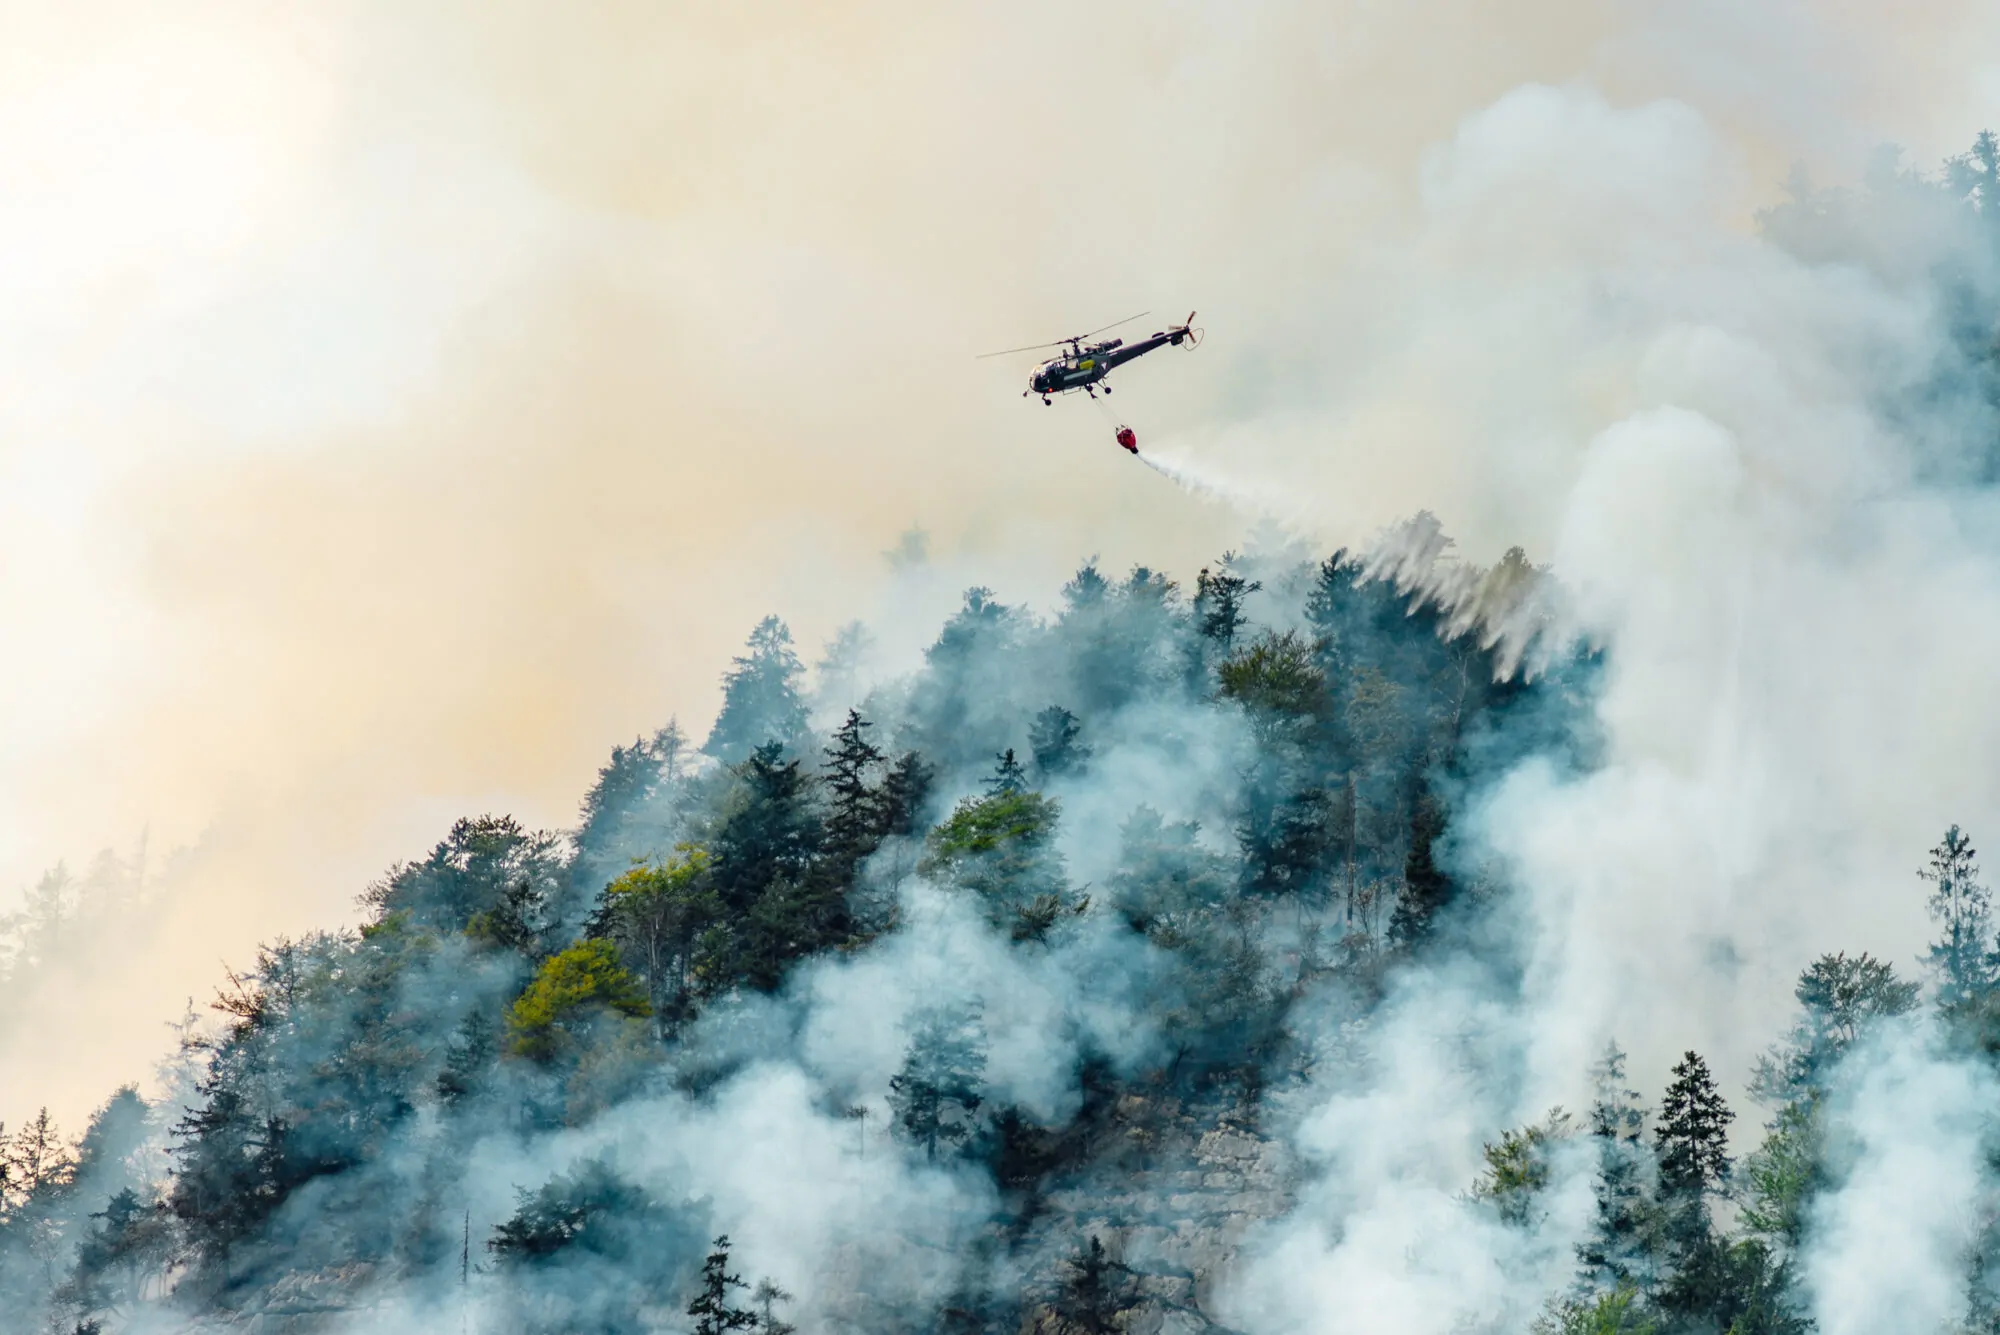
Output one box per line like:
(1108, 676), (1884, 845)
(979, 311), (1201, 405)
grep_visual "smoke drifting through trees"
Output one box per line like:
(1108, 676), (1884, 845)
(1, 533), (1994, 1333)
(0, 518), (1589, 1332)
(6, 114), (2000, 1335)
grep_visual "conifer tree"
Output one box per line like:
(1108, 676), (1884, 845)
(1061, 560), (1110, 610)
(986, 748), (1029, 798)
(1302, 551), (1363, 662)
(888, 1003), (988, 1163)
(1029, 706), (1090, 780)
(1657, 1051), (1733, 1201)
(1576, 1042), (1655, 1292)
(688, 1236), (759, 1335)
(364, 814), (568, 936)
(576, 737), (665, 859)
(711, 743), (825, 915)
(1193, 553), (1261, 650)
(574, 722), (687, 891)
(876, 751), (935, 839)
(704, 616), (810, 764)
(821, 709), (886, 876)
(710, 742), (834, 986)
(1922, 825), (1996, 1011)
(4, 1107), (75, 1207)
(1652, 1053), (1746, 1329)
(1389, 788), (1453, 947)
(753, 1278), (796, 1335)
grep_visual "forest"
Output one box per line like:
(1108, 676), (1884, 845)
(2, 134), (2000, 1335)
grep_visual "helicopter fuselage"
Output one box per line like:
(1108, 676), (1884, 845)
(1028, 326), (1189, 398)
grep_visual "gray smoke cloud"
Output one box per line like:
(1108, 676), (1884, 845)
(8, 4), (2000, 1333)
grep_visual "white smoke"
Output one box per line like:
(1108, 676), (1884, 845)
(1804, 1019), (1997, 1335)
(1177, 79), (2000, 1333)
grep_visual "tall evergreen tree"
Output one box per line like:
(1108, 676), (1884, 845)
(985, 748), (1029, 798)
(574, 721), (688, 892)
(1193, 553), (1261, 650)
(888, 1003), (988, 1163)
(1922, 825), (1996, 1011)
(1028, 706), (1090, 780)
(1061, 559), (1111, 610)
(876, 751), (935, 839)
(821, 710), (887, 877)
(704, 616), (810, 764)
(4, 1108), (74, 1208)
(710, 742), (832, 988)
(688, 1236), (759, 1335)
(1657, 1051), (1733, 1201)
(364, 814), (569, 936)
(1652, 1053), (1749, 1330)
(1576, 1042), (1655, 1293)
(753, 1278), (797, 1335)
(1388, 787), (1453, 947)
(711, 743), (825, 914)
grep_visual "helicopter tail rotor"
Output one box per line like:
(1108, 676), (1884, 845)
(1173, 310), (1203, 348)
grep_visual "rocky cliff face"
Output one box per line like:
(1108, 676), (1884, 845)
(164, 1081), (1299, 1335)
(1003, 1082), (1297, 1335)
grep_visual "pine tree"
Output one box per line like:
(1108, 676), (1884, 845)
(876, 751), (935, 839)
(1576, 1042), (1655, 1292)
(753, 1278), (796, 1335)
(1302, 551), (1363, 665)
(704, 616), (810, 764)
(821, 710), (887, 877)
(4, 1107), (75, 1207)
(1388, 787), (1453, 947)
(364, 814), (568, 936)
(711, 743), (825, 915)
(1657, 1051), (1733, 1200)
(712, 743), (831, 987)
(1922, 825), (1996, 1011)
(985, 749), (1029, 798)
(576, 736), (666, 861)
(1652, 1053), (1741, 1329)
(1061, 559), (1111, 610)
(574, 722), (687, 892)
(1029, 706), (1090, 780)
(1193, 553), (1262, 650)
(688, 1236), (759, 1335)
(888, 1003), (988, 1162)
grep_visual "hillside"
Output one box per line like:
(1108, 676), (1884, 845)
(6, 131), (2000, 1335)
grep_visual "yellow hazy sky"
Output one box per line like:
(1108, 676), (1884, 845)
(3, 1), (1997, 1126)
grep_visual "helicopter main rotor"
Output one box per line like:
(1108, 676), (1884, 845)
(975, 311), (1151, 360)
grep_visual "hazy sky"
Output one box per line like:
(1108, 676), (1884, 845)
(4, 0), (1999, 1128)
